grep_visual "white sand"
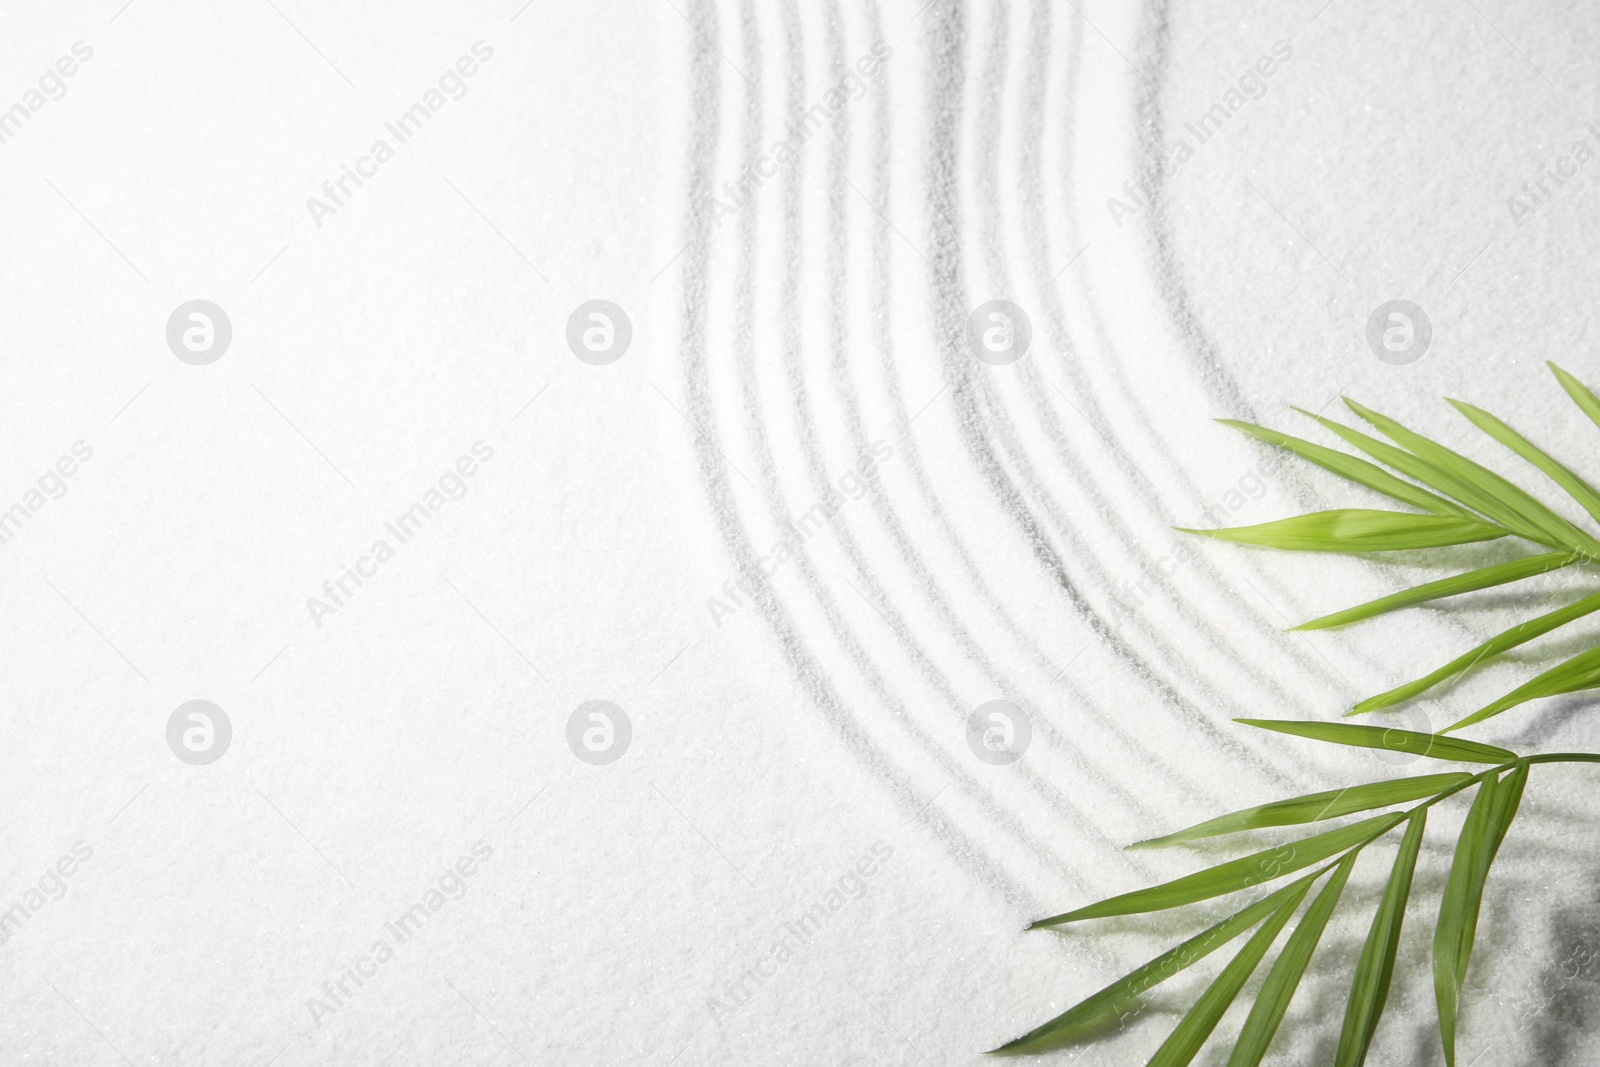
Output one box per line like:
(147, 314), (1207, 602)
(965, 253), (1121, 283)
(1, 0), (1597, 1063)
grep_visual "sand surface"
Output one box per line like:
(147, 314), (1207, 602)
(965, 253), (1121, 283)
(2, 1), (1599, 1063)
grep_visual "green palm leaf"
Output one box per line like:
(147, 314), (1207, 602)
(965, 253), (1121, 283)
(1296, 410), (1526, 535)
(1003, 367), (1600, 1064)
(1447, 397), (1600, 528)
(1146, 880), (1312, 1067)
(1233, 719), (1515, 764)
(1433, 764), (1527, 1066)
(1448, 644), (1600, 732)
(1343, 398), (1598, 552)
(1291, 551), (1577, 631)
(1131, 774), (1471, 849)
(1336, 810), (1428, 1067)
(993, 875), (1318, 1053)
(1226, 853), (1358, 1067)
(1353, 590), (1600, 714)
(1549, 361), (1600, 434)
(1178, 510), (1506, 553)
(1032, 814), (1404, 928)
(1216, 418), (1463, 516)
(1206, 366), (1600, 721)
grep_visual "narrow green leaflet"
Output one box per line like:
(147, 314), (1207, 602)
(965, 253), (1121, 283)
(1218, 419), (1462, 516)
(1132, 774), (1470, 849)
(1549, 361), (1600, 435)
(1448, 397), (1600, 529)
(1032, 814), (1404, 927)
(1480, 764), (1528, 873)
(1434, 763), (1526, 1066)
(1448, 644), (1600, 732)
(1354, 590), (1600, 714)
(1433, 771), (1510, 1067)
(1179, 510), (1505, 553)
(1336, 810), (1428, 1067)
(996, 878), (1316, 1053)
(1146, 881), (1312, 1067)
(1234, 719), (1516, 764)
(1344, 398), (1596, 552)
(1297, 409), (1534, 539)
(1291, 551), (1577, 631)
(1226, 853), (1359, 1067)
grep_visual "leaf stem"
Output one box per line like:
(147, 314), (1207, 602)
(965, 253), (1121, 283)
(1519, 752), (1600, 766)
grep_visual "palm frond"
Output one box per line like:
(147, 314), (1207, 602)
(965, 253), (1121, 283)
(999, 751), (1528, 1061)
(1198, 365), (1600, 722)
(999, 370), (1600, 1062)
